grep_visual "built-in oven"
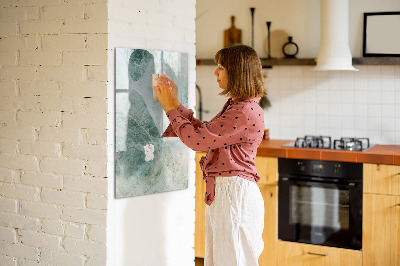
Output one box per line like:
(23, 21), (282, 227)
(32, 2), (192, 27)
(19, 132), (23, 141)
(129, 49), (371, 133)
(278, 158), (363, 250)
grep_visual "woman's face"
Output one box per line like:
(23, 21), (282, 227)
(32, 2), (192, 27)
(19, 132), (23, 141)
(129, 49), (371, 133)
(214, 64), (228, 89)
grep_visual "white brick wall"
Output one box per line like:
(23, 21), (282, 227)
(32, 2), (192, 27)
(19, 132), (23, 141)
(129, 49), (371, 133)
(1, 0), (198, 264)
(0, 0), (108, 265)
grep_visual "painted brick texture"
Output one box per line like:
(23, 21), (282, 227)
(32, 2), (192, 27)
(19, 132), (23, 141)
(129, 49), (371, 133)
(0, 0), (108, 265)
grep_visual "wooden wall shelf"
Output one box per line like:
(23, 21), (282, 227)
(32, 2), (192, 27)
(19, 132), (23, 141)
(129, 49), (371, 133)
(352, 57), (400, 65)
(196, 57), (400, 67)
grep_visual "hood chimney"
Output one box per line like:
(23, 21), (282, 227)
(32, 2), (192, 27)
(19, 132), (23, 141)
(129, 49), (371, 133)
(314, 0), (358, 71)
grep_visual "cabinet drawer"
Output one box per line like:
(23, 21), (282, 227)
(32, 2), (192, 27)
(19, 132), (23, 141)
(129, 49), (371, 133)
(277, 241), (362, 266)
(364, 164), (400, 196)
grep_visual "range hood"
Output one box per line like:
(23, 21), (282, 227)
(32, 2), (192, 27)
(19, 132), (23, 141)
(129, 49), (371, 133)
(314, 0), (358, 71)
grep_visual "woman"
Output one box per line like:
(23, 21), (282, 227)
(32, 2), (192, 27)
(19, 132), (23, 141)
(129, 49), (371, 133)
(154, 44), (266, 266)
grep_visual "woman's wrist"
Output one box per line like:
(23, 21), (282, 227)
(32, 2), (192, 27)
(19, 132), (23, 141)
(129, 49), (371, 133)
(173, 99), (181, 109)
(164, 105), (175, 114)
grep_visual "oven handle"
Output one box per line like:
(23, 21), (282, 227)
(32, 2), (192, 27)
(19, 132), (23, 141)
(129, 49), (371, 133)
(280, 177), (357, 189)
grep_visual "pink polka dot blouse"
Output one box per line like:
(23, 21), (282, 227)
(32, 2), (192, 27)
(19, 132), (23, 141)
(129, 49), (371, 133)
(162, 97), (265, 205)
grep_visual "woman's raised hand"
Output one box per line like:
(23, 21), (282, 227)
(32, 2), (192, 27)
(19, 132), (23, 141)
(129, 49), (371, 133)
(153, 75), (175, 113)
(160, 74), (180, 108)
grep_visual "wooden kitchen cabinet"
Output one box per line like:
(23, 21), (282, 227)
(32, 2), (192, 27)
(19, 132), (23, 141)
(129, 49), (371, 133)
(258, 184), (278, 266)
(364, 163), (400, 196)
(363, 163), (400, 266)
(255, 156), (278, 186)
(195, 152), (207, 258)
(363, 193), (400, 266)
(276, 241), (362, 266)
(256, 156), (278, 266)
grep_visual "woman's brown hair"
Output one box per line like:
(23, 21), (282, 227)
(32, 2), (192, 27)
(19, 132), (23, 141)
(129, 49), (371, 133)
(214, 44), (266, 99)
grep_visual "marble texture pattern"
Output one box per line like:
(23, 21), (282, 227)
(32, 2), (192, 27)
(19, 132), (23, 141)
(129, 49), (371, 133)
(115, 48), (189, 199)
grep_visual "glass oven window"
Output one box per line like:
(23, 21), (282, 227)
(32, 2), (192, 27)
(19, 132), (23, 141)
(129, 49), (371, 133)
(290, 186), (350, 230)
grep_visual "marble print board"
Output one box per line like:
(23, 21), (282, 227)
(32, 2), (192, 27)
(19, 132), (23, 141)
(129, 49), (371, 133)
(115, 48), (189, 199)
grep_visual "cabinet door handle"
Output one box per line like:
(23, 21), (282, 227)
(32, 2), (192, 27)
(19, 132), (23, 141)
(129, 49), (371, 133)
(307, 252), (328, 256)
(397, 204), (400, 207)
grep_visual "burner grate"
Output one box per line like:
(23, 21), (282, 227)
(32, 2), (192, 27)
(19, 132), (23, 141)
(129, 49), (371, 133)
(287, 136), (371, 151)
(333, 137), (370, 151)
(295, 135), (332, 149)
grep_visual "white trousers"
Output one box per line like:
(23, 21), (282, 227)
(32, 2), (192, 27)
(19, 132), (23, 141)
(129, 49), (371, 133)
(205, 176), (265, 266)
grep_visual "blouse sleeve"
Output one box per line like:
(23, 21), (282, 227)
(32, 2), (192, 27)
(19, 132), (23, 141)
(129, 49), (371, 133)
(164, 106), (249, 151)
(161, 104), (202, 138)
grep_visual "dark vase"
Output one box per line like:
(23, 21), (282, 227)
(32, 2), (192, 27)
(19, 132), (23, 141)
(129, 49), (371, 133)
(282, 36), (299, 58)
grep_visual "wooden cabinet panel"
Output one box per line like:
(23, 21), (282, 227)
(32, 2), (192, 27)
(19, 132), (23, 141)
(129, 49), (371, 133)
(195, 152), (207, 258)
(255, 156), (278, 186)
(259, 185), (278, 266)
(363, 193), (400, 266)
(276, 241), (362, 266)
(364, 164), (400, 196)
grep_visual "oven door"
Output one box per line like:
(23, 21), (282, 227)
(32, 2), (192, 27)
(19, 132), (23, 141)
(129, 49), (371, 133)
(278, 176), (362, 250)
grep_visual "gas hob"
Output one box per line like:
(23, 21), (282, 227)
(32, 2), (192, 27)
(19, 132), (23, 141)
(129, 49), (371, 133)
(282, 135), (374, 151)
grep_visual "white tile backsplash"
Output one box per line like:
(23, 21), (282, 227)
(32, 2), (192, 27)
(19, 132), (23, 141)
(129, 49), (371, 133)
(341, 104), (355, 116)
(368, 130), (382, 143)
(367, 77), (382, 91)
(396, 105), (400, 118)
(367, 91), (381, 105)
(382, 78), (395, 91)
(382, 117), (396, 131)
(341, 89), (355, 104)
(355, 104), (368, 117)
(382, 90), (395, 104)
(368, 104), (382, 118)
(304, 102), (316, 115)
(342, 128), (356, 137)
(395, 66), (400, 78)
(355, 117), (368, 130)
(396, 88), (400, 103)
(383, 131), (396, 144)
(342, 116), (355, 129)
(395, 118), (400, 131)
(382, 105), (395, 118)
(368, 117), (382, 131)
(196, 65), (400, 144)
(329, 88), (342, 103)
(316, 116), (330, 129)
(316, 89), (329, 103)
(381, 66), (395, 77)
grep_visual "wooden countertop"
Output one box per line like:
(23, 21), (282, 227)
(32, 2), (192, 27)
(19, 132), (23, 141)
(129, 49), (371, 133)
(256, 139), (400, 165)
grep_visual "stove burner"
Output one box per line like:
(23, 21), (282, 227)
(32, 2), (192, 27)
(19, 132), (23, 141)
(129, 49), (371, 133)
(333, 137), (370, 151)
(286, 136), (372, 151)
(295, 135), (332, 149)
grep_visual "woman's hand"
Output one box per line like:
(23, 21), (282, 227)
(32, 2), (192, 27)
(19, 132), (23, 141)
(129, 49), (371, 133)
(160, 74), (180, 108)
(153, 77), (175, 113)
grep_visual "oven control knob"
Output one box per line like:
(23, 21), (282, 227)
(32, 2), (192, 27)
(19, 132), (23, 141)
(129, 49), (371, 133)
(298, 161), (305, 171)
(334, 164), (341, 174)
(334, 168), (339, 174)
